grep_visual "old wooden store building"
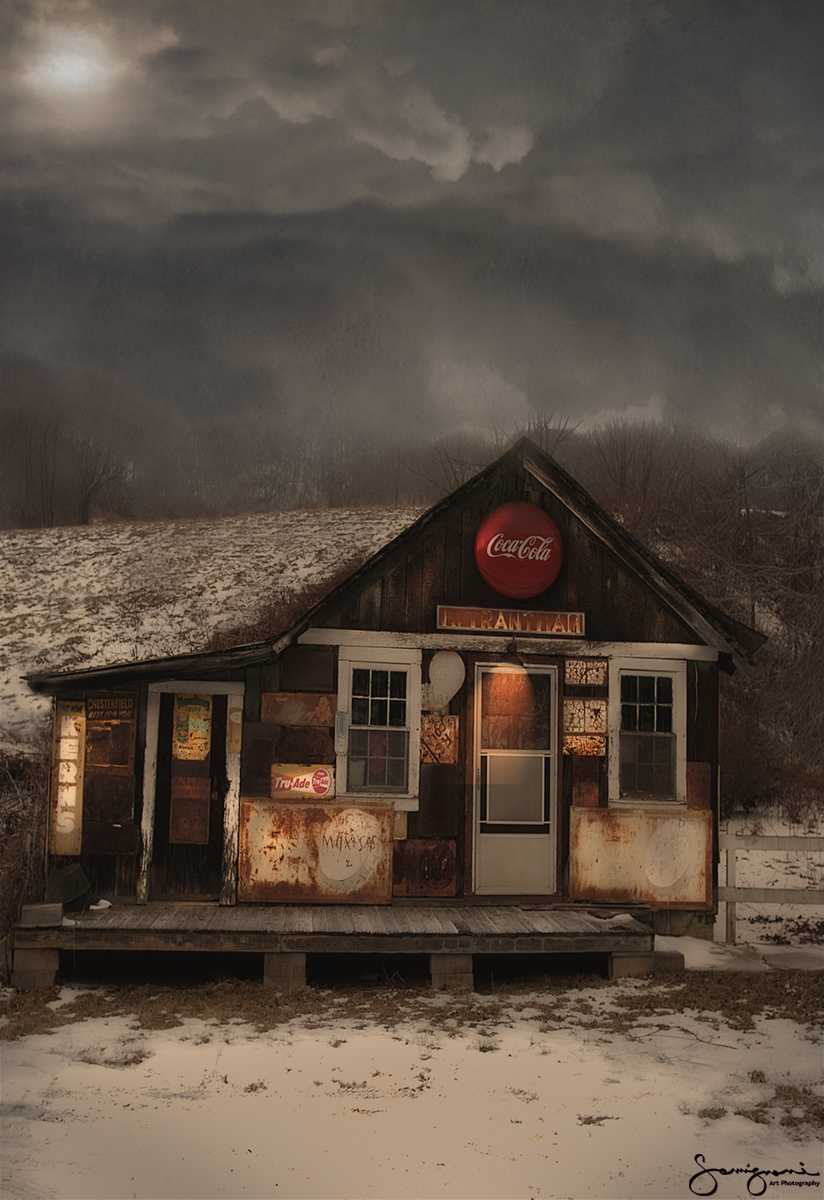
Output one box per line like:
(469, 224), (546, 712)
(15, 439), (765, 989)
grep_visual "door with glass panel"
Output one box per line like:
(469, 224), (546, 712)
(474, 664), (558, 894)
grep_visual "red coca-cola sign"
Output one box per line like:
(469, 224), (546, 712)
(474, 502), (563, 598)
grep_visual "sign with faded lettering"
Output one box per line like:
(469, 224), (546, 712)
(85, 692), (138, 774)
(261, 693), (336, 727)
(50, 701), (86, 855)
(475, 502), (563, 598)
(238, 801), (393, 902)
(172, 694), (212, 761)
(270, 764), (335, 798)
(437, 605), (585, 636)
(420, 714), (459, 764)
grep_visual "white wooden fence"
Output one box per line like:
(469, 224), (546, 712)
(718, 824), (824, 944)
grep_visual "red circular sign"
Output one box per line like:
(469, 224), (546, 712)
(474, 502), (563, 598)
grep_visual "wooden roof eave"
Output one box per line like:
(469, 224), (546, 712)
(520, 446), (764, 676)
(24, 640), (278, 694)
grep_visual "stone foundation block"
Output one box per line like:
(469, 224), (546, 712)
(430, 953), (474, 991)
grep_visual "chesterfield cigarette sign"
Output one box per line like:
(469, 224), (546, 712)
(475, 501), (563, 598)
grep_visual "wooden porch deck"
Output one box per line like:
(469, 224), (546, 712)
(12, 902), (656, 988)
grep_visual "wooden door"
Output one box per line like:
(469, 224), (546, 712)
(148, 692), (228, 900)
(473, 664), (558, 894)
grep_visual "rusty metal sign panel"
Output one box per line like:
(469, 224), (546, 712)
(50, 701), (86, 856)
(85, 692), (138, 774)
(437, 605), (584, 636)
(420, 714), (459, 764)
(393, 839), (457, 896)
(569, 807), (713, 909)
(169, 776), (211, 844)
(238, 801), (393, 903)
(173, 694), (212, 761)
(563, 698), (608, 734)
(563, 734), (607, 757)
(270, 764), (335, 798)
(564, 658), (608, 687)
(261, 693), (336, 727)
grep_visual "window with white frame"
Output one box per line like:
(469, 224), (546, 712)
(609, 660), (686, 803)
(337, 648), (421, 803)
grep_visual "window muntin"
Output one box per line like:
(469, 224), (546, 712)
(619, 672), (676, 799)
(346, 665), (410, 793)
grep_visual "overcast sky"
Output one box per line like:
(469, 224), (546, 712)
(2, 0), (821, 456)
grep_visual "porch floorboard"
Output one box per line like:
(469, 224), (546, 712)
(14, 902), (653, 958)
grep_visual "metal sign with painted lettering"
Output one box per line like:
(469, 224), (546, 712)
(270, 764), (335, 798)
(49, 701), (86, 855)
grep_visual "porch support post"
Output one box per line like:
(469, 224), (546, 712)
(11, 948), (59, 990)
(609, 951), (654, 979)
(430, 953), (474, 991)
(263, 952), (306, 991)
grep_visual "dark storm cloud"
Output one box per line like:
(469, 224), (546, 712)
(1, 0), (821, 451)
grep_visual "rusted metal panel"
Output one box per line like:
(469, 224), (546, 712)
(238, 801), (393, 903)
(393, 840), (457, 897)
(563, 698), (608, 734)
(83, 774), (135, 823)
(564, 658), (608, 687)
(686, 762), (712, 809)
(261, 692), (336, 726)
(50, 701), (86, 856)
(270, 764), (335, 799)
(275, 725), (335, 764)
(563, 734), (606, 757)
(420, 714), (459, 764)
(569, 807), (713, 909)
(169, 776), (211, 844)
(571, 755), (600, 807)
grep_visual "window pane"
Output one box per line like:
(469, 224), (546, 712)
(389, 672), (406, 699)
(480, 670), (550, 750)
(638, 676), (655, 704)
(371, 670), (389, 697)
(657, 705), (672, 733)
(657, 676), (673, 705)
(351, 697), (369, 726)
(388, 699), (406, 726)
(621, 704), (637, 732)
(370, 698), (388, 726)
(349, 730), (368, 756)
(352, 669), (370, 696)
(621, 675), (637, 703)
(639, 704), (655, 732)
(486, 754), (544, 822)
(619, 731), (675, 797)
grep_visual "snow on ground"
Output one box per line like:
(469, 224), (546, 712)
(0, 509), (421, 749)
(1, 983), (821, 1200)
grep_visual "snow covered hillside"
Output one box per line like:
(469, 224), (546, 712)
(1, 509), (421, 749)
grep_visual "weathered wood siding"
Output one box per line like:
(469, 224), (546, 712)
(320, 461), (700, 645)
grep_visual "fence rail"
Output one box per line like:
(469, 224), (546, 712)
(718, 827), (824, 944)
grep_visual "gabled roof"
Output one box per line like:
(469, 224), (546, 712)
(25, 439), (765, 692)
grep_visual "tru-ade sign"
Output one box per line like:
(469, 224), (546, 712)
(474, 501), (563, 598)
